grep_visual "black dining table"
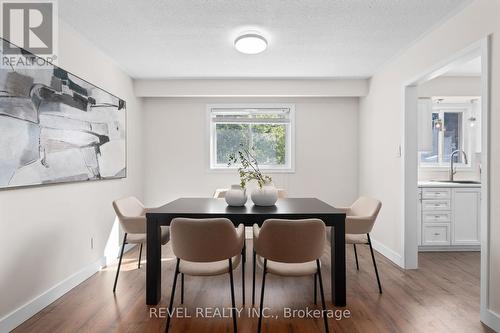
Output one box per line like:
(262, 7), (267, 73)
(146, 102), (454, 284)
(145, 197), (346, 306)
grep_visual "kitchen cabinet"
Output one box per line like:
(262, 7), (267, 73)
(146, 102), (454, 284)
(418, 185), (480, 250)
(452, 188), (481, 245)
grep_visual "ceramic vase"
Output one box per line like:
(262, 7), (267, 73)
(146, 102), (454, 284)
(225, 184), (248, 206)
(251, 182), (278, 206)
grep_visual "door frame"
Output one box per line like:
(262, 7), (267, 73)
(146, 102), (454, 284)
(401, 36), (491, 324)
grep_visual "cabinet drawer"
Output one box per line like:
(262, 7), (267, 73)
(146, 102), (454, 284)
(422, 223), (450, 246)
(422, 212), (452, 223)
(422, 188), (451, 199)
(422, 200), (451, 211)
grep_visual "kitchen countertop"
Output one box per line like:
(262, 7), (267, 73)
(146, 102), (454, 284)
(418, 181), (481, 188)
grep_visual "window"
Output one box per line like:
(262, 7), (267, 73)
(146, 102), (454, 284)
(419, 106), (470, 167)
(208, 104), (294, 171)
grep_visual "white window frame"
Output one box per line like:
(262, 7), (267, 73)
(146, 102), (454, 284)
(207, 103), (295, 172)
(419, 103), (474, 169)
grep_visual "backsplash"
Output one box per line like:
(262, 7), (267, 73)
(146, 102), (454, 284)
(418, 153), (481, 182)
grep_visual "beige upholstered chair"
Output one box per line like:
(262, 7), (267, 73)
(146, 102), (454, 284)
(213, 188), (288, 199)
(277, 189), (288, 198)
(165, 218), (245, 333)
(327, 196), (383, 293)
(111, 196), (170, 293)
(213, 188), (228, 198)
(253, 219), (329, 333)
(250, 189), (288, 305)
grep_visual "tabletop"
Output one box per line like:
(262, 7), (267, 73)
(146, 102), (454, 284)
(148, 197), (344, 214)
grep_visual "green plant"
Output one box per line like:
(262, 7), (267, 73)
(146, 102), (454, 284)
(228, 145), (272, 189)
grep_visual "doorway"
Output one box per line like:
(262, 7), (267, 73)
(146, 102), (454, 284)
(402, 37), (490, 323)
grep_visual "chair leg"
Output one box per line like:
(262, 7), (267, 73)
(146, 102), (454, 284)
(314, 273), (317, 305)
(228, 258), (238, 333)
(242, 246), (245, 305)
(113, 233), (127, 293)
(138, 243), (143, 269)
(180, 273), (184, 304)
(367, 234), (383, 294)
(165, 258), (180, 333)
(353, 244), (359, 271)
(252, 249), (256, 306)
(258, 259), (267, 333)
(316, 260), (330, 333)
(243, 241), (246, 263)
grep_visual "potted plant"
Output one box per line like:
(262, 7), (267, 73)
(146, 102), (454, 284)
(228, 146), (278, 206)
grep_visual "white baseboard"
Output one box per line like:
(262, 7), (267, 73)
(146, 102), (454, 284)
(418, 246), (480, 252)
(482, 309), (500, 332)
(0, 257), (105, 333)
(370, 238), (404, 268)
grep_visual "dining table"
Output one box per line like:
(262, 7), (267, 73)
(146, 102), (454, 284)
(145, 197), (347, 306)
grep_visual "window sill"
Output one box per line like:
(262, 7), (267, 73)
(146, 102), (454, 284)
(208, 167), (295, 174)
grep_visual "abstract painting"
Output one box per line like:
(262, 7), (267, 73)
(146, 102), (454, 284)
(0, 38), (126, 189)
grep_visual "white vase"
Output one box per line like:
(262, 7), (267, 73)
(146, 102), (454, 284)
(251, 182), (278, 206)
(225, 184), (248, 206)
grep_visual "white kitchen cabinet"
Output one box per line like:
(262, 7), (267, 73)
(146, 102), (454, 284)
(422, 199), (451, 211)
(422, 188), (451, 199)
(422, 211), (451, 223)
(418, 185), (480, 250)
(422, 223), (451, 246)
(452, 188), (480, 245)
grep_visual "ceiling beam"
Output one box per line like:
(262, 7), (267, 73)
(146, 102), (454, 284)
(134, 78), (369, 98)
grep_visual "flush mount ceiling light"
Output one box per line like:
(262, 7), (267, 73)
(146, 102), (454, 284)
(234, 33), (267, 54)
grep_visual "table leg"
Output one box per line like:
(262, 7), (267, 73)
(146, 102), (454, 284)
(330, 221), (346, 306)
(146, 216), (162, 305)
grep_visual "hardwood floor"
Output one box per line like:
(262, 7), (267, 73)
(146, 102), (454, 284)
(14, 241), (492, 333)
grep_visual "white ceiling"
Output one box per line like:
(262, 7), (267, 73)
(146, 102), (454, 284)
(59, 0), (471, 79)
(442, 57), (481, 76)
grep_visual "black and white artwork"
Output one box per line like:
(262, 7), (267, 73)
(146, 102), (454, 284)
(0, 38), (126, 189)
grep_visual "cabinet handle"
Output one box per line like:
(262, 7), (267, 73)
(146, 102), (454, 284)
(435, 215), (440, 218)
(433, 233), (440, 236)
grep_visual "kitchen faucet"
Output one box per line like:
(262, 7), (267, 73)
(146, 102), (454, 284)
(449, 150), (468, 181)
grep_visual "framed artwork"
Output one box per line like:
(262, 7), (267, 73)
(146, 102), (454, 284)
(0, 38), (126, 189)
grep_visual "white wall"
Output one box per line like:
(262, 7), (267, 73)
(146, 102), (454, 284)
(0, 22), (143, 330)
(358, 0), (500, 324)
(417, 76), (481, 97)
(142, 97), (358, 209)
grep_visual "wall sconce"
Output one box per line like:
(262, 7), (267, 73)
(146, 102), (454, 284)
(469, 116), (477, 127)
(434, 118), (444, 131)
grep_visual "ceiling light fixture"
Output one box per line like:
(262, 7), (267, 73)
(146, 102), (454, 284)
(234, 33), (267, 54)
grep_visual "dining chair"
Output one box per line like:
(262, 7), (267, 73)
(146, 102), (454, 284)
(165, 218), (245, 333)
(213, 188), (228, 198)
(213, 188), (288, 199)
(111, 196), (170, 293)
(250, 190), (288, 306)
(253, 219), (329, 333)
(327, 196), (383, 293)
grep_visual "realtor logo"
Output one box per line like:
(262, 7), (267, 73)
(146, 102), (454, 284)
(1, 0), (57, 55)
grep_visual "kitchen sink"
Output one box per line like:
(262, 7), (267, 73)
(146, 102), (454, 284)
(430, 180), (481, 184)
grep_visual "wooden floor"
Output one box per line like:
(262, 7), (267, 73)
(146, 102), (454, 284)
(14, 241), (492, 333)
